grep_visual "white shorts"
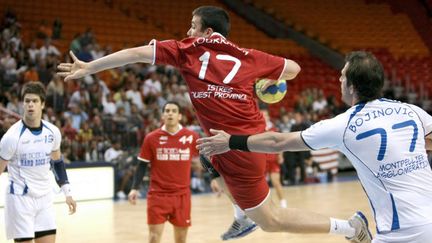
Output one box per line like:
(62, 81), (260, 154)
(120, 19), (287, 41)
(373, 223), (432, 243)
(5, 192), (56, 240)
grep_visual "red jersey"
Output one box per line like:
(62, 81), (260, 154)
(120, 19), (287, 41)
(152, 33), (285, 135)
(138, 125), (199, 195)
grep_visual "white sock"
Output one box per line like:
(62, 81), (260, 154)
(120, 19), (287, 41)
(329, 218), (355, 238)
(233, 204), (246, 220)
(280, 199), (287, 208)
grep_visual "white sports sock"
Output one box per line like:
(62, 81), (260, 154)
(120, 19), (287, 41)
(329, 218), (355, 238)
(280, 199), (287, 208)
(233, 204), (246, 220)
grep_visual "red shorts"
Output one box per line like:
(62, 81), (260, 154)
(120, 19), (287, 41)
(147, 191), (191, 227)
(266, 159), (280, 173)
(212, 150), (269, 210)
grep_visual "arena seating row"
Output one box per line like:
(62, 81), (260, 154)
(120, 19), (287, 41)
(249, 0), (429, 58)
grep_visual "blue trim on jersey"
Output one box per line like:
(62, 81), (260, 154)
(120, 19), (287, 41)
(19, 124), (26, 138)
(348, 103), (366, 123)
(30, 128), (43, 136)
(360, 183), (379, 233)
(42, 122), (54, 134)
(390, 193), (400, 230)
(300, 131), (315, 150)
(378, 98), (399, 103)
(23, 184), (29, 195)
(9, 181), (14, 194)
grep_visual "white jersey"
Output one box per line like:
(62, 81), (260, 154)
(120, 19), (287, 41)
(0, 120), (61, 198)
(302, 99), (432, 233)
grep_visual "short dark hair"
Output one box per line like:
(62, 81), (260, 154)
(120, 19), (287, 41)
(162, 101), (182, 113)
(21, 81), (46, 103)
(345, 51), (384, 103)
(192, 6), (230, 37)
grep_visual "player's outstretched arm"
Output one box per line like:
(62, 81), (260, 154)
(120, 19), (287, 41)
(57, 45), (154, 81)
(197, 129), (309, 156)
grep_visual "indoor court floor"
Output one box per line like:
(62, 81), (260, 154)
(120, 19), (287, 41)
(0, 180), (374, 243)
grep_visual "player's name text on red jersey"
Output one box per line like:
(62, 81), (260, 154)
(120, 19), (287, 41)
(192, 37), (249, 56)
(191, 84), (247, 100)
(156, 147), (191, 161)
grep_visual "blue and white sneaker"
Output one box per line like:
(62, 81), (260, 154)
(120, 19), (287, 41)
(221, 217), (258, 241)
(346, 211), (373, 243)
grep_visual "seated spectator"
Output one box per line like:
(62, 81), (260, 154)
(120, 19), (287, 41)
(70, 33), (82, 54)
(27, 40), (40, 63)
(64, 104), (89, 131)
(69, 84), (90, 110)
(39, 38), (60, 59)
(36, 19), (52, 39)
(6, 93), (23, 115)
(52, 18), (62, 39)
(104, 140), (134, 199)
(23, 63), (39, 83)
(102, 93), (117, 116)
(46, 74), (65, 112)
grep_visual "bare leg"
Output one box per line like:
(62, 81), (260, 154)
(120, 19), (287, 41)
(35, 234), (56, 243)
(269, 172), (287, 207)
(173, 226), (188, 243)
(148, 224), (165, 243)
(245, 194), (329, 233)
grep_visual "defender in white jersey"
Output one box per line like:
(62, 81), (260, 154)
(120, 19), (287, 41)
(0, 82), (77, 243)
(198, 51), (432, 243)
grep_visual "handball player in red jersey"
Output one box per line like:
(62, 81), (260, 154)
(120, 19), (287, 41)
(128, 101), (199, 243)
(58, 6), (371, 242)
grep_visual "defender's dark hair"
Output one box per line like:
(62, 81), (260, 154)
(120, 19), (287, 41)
(345, 51), (384, 103)
(192, 6), (230, 37)
(162, 101), (182, 113)
(21, 81), (46, 103)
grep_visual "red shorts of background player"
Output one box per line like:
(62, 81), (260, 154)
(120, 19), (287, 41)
(147, 191), (191, 227)
(266, 159), (281, 173)
(212, 150), (269, 210)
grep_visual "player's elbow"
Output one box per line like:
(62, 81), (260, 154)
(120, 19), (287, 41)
(281, 59), (301, 80)
(291, 60), (301, 76)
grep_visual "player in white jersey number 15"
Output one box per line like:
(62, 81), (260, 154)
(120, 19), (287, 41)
(0, 81), (76, 243)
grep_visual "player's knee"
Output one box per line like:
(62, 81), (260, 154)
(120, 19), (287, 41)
(174, 235), (187, 243)
(149, 231), (162, 241)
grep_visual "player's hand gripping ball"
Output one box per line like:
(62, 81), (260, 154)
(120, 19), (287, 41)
(255, 79), (287, 104)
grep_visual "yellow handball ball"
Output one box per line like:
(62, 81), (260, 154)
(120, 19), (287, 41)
(255, 79), (287, 104)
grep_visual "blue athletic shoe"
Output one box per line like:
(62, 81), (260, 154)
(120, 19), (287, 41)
(221, 217), (258, 241)
(346, 211), (373, 243)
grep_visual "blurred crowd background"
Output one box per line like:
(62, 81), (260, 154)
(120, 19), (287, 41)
(1, 0), (431, 198)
